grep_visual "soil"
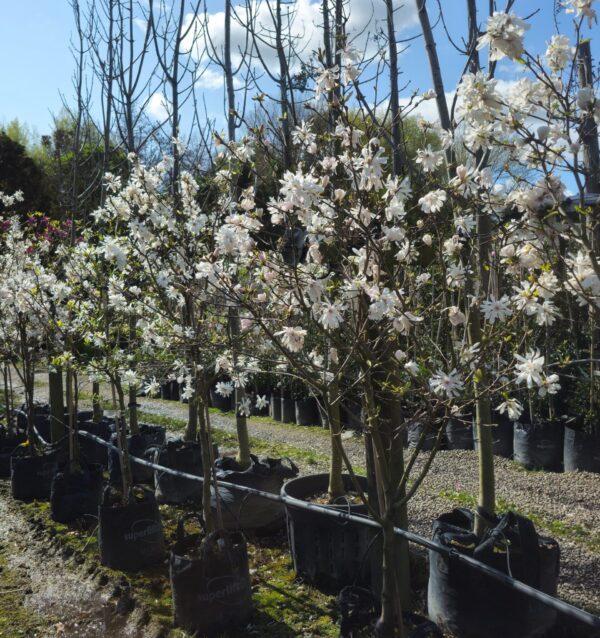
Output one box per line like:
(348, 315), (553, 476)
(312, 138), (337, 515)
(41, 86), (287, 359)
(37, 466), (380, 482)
(0, 482), (136, 637)
(308, 491), (365, 506)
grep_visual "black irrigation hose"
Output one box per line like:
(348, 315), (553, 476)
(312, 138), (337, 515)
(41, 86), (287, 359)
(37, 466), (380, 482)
(27, 423), (600, 630)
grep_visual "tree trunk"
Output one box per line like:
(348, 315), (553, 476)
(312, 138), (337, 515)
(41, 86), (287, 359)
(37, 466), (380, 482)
(577, 42), (600, 194)
(92, 381), (103, 423)
(3, 364), (11, 433)
(48, 366), (65, 443)
(184, 394), (198, 441)
(376, 518), (406, 638)
(385, 0), (404, 176)
(228, 309), (251, 468)
(196, 374), (214, 532)
(66, 366), (80, 472)
(326, 381), (345, 499)
(114, 379), (133, 503)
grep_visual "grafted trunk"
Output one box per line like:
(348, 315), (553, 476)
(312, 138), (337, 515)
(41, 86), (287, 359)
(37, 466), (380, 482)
(48, 366), (65, 443)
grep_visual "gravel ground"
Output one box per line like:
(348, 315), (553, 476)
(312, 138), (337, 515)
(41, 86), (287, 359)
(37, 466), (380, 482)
(26, 378), (600, 617)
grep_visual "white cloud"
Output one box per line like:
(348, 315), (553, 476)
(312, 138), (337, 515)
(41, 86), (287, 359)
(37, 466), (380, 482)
(183, 0), (419, 72)
(147, 92), (170, 120)
(195, 67), (225, 90)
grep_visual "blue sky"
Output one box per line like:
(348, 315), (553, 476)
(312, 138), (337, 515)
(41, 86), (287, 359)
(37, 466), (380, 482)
(0, 1), (597, 139)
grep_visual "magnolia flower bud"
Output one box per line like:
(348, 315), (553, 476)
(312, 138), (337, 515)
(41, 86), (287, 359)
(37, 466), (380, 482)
(395, 349), (407, 362)
(536, 125), (550, 141)
(422, 234), (433, 246)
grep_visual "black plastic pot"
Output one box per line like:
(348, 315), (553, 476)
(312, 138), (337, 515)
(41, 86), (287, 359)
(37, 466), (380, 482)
(108, 432), (154, 485)
(514, 421), (564, 472)
(282, 473), (381, 591)
(210, 389), (234, 412)
(428, 508), (559, 638)
(407, 421), (444, 451)
(472, 418), (514, 459)
(281, 396), (295, 423)
(213, 455), (298, 532)
(154, 439), (204, 505)
(295, 397), (319, 426)
(445, 417), (473, 450)
(139, 423), (166, 447)
(341, 399), (363, 430)
(50, 464), (103, 523)
(0, 430), (27, 478)
(563, 423), (600, 473)
(170, 514), (252, 636)
(269, 394), (282, 421)
(79, 420), (113, 467)
(11, 452), (58, 501)
(98, 487), (165, 571)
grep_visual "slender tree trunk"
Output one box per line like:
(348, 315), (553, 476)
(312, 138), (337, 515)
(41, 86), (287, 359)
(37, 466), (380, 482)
(196, 372), (214, 532)
(229, 308), (251, 468)
(385, 0), (403, 176)
(66, 366), (80, 472)
(376, 518), (406, 638)
(128, 315), (140, 435)
(184, 393), (198, 441)
(3, 364), (11, 433)
(224, 0), (236, 144)
(92, 380), (102, 423)
(326, 380), (345, 499)
(577, 42), (600, 194)
(48, 366), (65, 443)
(114, 379), (133, 503)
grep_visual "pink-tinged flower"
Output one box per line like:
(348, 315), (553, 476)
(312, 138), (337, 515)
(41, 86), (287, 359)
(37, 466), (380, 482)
(429, 369), (464, 398)
(276, 326), (307, 353)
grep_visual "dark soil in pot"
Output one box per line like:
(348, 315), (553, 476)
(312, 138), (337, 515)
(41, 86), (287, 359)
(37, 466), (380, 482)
(98, 486), (165, 571)
(154, 438), (204, 505)
(281, 473), (382, 592)
(428, 508), (559, 638)
(10, 451), (58, 501)
(212, 454), (298, 533)
(472, 417), (514, 458)
(563, 422), (600, 473)
(514, 420), (564, 471)
(170, 514), (252, 636)
(445, 416), (473, 450)
(50, 463), (103, 523)
(295, 396), (319, 426)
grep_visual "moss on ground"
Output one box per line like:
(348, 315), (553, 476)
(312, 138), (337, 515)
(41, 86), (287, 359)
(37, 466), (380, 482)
(0, 545), (51, 636)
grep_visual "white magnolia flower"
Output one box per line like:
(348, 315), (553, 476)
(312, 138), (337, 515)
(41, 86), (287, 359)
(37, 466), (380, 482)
(254, 395), (268, 410)
(277, 326), (307, 353)
(143, 377), (161, 397)
(496, 398), (524, 421)
(215, 381), (234, 398)
(477, 12), (529, 61)
(481, 295), (512, 324)
(448, 306), (466, 326)
(317, 302), (345, 330)
(418, 189), (447, 214)
(514, 349), (545, 388)
(534, 300), (559, 326)
(538, 373), (561, 397)
(238, 397), (253, 417)
(415, 146), (444, 172)
(404, 360), (420, 376)
(565, 0), (597, 27)
(545, 34), (574, 71)
(429, 369), (464, 399)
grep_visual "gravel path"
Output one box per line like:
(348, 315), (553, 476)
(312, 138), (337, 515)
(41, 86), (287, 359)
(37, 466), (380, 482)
(28, 379), (600, 616)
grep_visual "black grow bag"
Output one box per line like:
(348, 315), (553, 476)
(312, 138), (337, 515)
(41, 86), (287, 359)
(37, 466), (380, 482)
(170, 514), (252, 636)
(50, 463), (103, 523)
(270, 393), (282, 421)
(281, 396), (295, 423)
(473, 418), (514, 458)
(563, 423), (600, 473)
(295, 397), (319, 426)
(212, 454), (298, 532)
(108, 432), (155, 484)
(445, 417), (473, 450)
(282, 473), (381, 591)
(98, 486), (165, 571)
(210, 389), (234, 412)
(154, 439), (204, 505)
(79, 420), (113, 467)
(428, 508), (560, 638)
(0, 429), (27, 478)
(407, 421), (444, 451)
(11, 451), (58, 501)
(514, 421), (564, 471)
